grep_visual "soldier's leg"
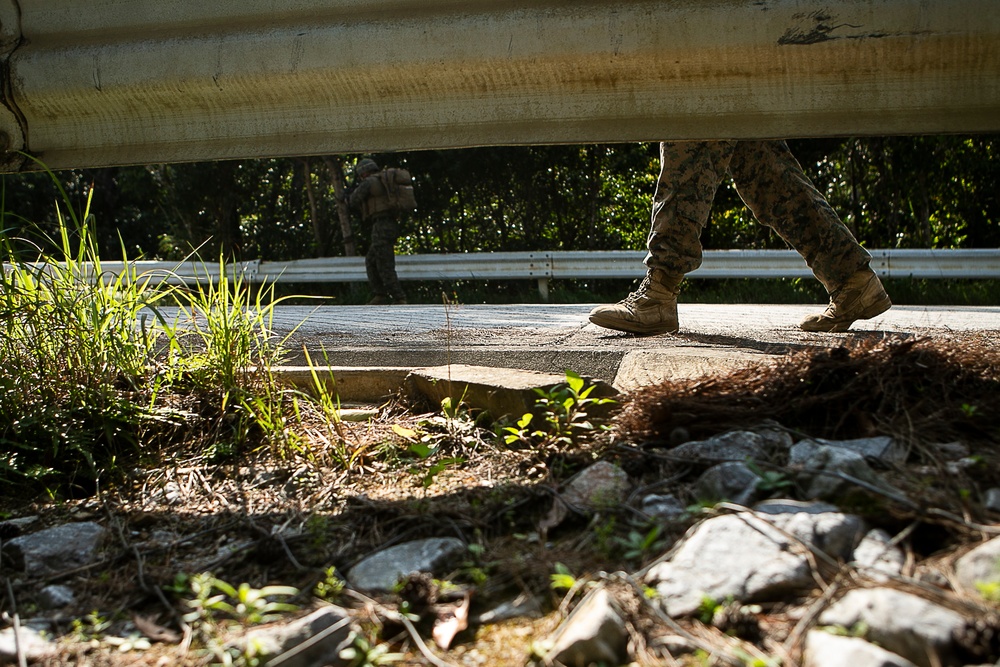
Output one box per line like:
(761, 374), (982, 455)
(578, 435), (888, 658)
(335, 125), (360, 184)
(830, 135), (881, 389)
(589, 141), (734, 335)
(728, 140), (890, 331)
(371, 218), (407, 304)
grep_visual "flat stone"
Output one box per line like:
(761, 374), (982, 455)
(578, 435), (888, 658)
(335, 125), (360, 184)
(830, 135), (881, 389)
(812, 436), (907, 466)
(640, 493), (687, 521)
(983, 488), (1000, 513)
(694, 461), (763, 506)
(2, 522), (107, 576)
(852, 529), (905, 581)
(405, 364), (618, 421)
(347, 537), (466, 592)
(239, 606), (353, 667)
(805, 630), (918, 667)
(818, 587), (966, 667)
(671, 430), (768, 464)
(37, 584), (75, 609)
(645, 504), (864, 616)
(954, 536), (1000, 595)
(541, 461), (630, 531)
(789, 440), (900, 501)
(541, 586), (628, 667)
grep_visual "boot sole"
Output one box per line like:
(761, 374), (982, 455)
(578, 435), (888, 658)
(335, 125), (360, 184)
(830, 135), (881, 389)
(588, 313), (679, 336)
(800, 295), (892, 332)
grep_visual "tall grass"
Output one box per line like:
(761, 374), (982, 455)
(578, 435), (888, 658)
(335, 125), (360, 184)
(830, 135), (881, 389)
(0, 174), (317, 497)
(0, 186), (175, 492)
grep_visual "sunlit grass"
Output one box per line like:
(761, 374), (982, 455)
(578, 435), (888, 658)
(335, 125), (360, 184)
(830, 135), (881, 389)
(0, 171), (332, 497)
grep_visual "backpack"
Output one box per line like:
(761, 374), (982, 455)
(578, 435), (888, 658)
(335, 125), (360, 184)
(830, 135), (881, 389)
(378, 168), (418, 213)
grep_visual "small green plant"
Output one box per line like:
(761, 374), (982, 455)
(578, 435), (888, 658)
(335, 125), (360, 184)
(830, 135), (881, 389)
(339, 631), (405, 666)
(696, 595), (722, 624)
(550, 562), (579, 592)
(314, 566), (346, 602)
(180, 573), (299, 627)
(502, 370), (615, 447)
(616, 524), (667, 562)
(976, 580), (1000, 602)
(746, 460), (795, 495)
(71, 610), (113, 644)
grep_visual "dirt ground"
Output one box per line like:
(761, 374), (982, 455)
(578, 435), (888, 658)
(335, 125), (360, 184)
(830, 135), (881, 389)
(5, 332), (1000, 666)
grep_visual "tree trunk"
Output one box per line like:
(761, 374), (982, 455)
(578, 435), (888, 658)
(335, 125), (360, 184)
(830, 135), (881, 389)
(323, 157), (357, 257)
(302, 157), (333, 256)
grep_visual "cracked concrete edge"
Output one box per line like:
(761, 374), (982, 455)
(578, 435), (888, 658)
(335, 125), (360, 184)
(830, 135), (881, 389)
(612, 348), (780, 392)
(271, 347), (777, 411)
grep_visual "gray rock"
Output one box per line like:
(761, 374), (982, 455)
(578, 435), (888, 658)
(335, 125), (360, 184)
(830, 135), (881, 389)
(562, 461), (630, 511)
(852, 529), (905, 581)
(541, 586), (627, 667)
(812, 436), (906, 466)
(789, 440), (900, 501)
(671, 430), (768, 464)
(954, 536), (1000, 595)
(818, 587), (966, 667)
(37, 584), (75, 609)
(752, 424), (795, 450)
(694, 461), (763, 506)
(804, 630), (918, 667)
(0, 625), (56, 662)
(640, 493), (687, 521)
(983, 488), (1000, 513)
(2, 521), (107, 576)
(0, 515), (39, 537)
(347, 537), (466, 592)
(645, 503), (864, 616)
(239, 606), (353, 667)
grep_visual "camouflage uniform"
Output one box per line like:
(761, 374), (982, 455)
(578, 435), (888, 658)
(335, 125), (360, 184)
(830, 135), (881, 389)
(589, 140), (890, 334)
(646, 140), (871, 290)
(349, 172), (407, 303)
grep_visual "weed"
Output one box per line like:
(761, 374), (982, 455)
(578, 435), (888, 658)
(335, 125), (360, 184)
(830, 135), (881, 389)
(616, 524), (668, 562)
(339, 631), (405, 666)
(179, 573), (299, 627)
(314, 566), (347, 602)
(550, 563), (578, 592)
(746, 460), (795, 495)
(502, 370), (616, 448)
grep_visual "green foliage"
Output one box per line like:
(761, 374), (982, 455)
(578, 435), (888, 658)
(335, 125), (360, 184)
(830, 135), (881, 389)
(550, 562), (578, 592)
(339, 631), (406, 667)
(502, 370), (616, 448)
(615, 524), (668, 562)
(0, 182), (176, 491)
(178, 572), (299, 627)
(314, 566), (346, 602)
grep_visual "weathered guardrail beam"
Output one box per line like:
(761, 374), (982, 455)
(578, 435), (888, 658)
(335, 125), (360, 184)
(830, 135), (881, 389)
(0, 0), (997, 172)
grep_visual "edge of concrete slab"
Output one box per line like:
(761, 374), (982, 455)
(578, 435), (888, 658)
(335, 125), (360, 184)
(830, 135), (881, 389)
(272, 346), (780, 412)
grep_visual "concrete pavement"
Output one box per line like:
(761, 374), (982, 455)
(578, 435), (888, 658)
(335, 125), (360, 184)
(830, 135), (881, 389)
(273, 302), (1000, 396)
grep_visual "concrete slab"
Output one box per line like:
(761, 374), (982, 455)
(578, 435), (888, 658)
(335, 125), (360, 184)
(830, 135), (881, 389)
(613, 347), (776, 391)
(404, 364), (618, 421)
(169, 302), (1000, 402)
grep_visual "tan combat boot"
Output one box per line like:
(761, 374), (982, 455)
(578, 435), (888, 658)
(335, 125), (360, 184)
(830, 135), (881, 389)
(800, 268), (892, 332)
(589, 269), (682, 335)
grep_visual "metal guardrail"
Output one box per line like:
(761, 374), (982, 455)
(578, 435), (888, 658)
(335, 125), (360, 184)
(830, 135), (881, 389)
(1, 1), (998, 171)
(9, 249), (998, 300)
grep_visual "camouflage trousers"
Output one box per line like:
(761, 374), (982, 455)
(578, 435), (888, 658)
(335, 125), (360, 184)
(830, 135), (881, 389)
(645, 140), (871, 291)
(365, 213), (406, 300)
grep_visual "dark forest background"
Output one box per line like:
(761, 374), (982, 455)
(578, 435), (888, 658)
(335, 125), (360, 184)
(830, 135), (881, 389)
(3, 136), (997, 267)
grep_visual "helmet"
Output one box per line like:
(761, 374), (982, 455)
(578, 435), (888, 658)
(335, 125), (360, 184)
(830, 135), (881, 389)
(355, 158), (379, 177)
